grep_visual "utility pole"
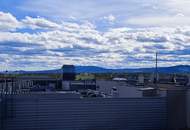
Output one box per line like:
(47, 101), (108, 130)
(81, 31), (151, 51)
(154, 52), (158, 88)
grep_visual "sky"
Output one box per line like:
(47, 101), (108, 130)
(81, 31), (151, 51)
(0, 0), (190, 70)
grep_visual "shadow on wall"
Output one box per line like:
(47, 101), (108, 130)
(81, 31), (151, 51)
(167, 89), (189, 129)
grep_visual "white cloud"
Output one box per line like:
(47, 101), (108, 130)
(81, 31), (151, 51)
(0, 11), (62, 31)
(17, 0), (190, 28)
(122, 0), (190, 27)
(21, 16), (61, 30)
(126, 15), (190, 27)
(164, 0), (190, 15)
(0, 11), (190, 70)
(103, 14), (116, 23)
(17, 0), (161, 23)
(0, 12), (21, 31)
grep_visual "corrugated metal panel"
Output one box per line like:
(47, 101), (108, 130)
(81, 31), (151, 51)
(0, 94), (7, 130)
(0, 97), (2, 129)
(187, 89), (190, 128)
(167, 89), (187, 129)
(3, 94), (167, 130)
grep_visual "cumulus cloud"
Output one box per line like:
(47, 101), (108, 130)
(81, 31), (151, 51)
(0, 12), (21, 31)
(0, 11), (62, 31)
(21, 16), (61, 30)
(0, 11), (190, 70)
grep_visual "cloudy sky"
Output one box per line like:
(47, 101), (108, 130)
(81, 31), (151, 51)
(0, 0), (190, 70)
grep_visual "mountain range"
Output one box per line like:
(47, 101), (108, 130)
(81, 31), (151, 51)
(2, 65), (190, 74)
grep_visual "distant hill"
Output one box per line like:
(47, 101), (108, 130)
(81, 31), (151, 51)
(2, 65), (190, 74)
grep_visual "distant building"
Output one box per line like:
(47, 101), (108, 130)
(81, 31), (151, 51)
(62, 65), (76, 81)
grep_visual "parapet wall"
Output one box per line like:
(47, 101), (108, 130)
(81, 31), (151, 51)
(1, 94), (167, 130)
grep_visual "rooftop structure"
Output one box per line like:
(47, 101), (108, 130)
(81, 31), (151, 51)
(62, 65), (76, 81)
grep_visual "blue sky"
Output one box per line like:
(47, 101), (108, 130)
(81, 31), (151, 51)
(0, 0), (190, 70)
